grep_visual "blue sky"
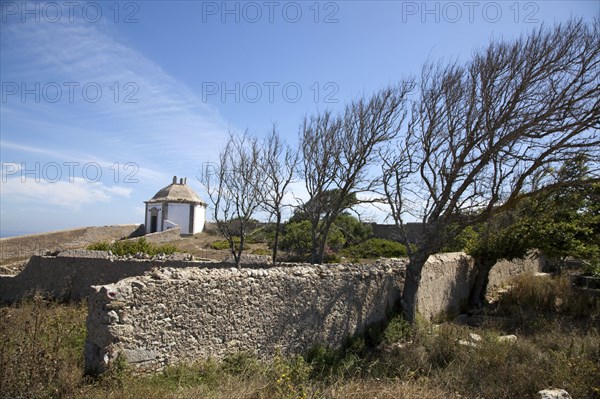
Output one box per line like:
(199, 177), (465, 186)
(1, 0), (598, 236)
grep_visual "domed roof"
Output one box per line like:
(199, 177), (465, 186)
(146, 177), (205, 204)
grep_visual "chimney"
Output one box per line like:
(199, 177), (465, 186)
(180, 178), (184, 184)
(184, 177), (187, 185)
(172, 176), (177, 184)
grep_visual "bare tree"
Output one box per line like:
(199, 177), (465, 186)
(259, 124), (299, 263)
(200, 131), (263, 266)
(301, 84), (413, 263)
(383, 19), (600, 321)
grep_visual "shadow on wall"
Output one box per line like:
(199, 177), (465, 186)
(417, 253), (475, 321)
(270, 267), (405, 355)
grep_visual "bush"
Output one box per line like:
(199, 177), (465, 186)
(210, 237), (247, 251)
(582, 259), (600, 277)
(333, 214), (373, 245)
(210, 240), (231, 250)
(341, 238), (407, 259)
(280, 220), (346, 262)
(87, 238), (177, 256)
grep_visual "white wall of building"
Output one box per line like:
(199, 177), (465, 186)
(192, 204), (206, 234)
(168, 203), (191, 234)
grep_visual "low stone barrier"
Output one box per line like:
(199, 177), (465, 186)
(84, 253), (541, 374)
(0, 224), (142, 262)
(125, 227), (181, 244)
(84, 261), (407, 374)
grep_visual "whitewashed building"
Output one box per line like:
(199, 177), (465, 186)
(144, 176), (207, 235)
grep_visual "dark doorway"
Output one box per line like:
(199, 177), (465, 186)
(150, 215), (158, 233)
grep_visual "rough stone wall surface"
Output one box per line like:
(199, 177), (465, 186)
(85, 262), (407, 374)
(416, 252), (475, 321)
(416, 252), (542, 321)
(125, 227), (181, 244)
(84, 252), (541, 374)
(488, 253), (542, 290)
(0, 225), (141, 262)
(0, 251), (218, 303)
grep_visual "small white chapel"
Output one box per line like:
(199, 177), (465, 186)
(144, 176), (207, 235)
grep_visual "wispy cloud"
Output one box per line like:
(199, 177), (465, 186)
(1, 14), (230, 170)
(1, 176), (132, 208)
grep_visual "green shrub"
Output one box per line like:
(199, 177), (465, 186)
(582, 259), (600, 277)
(280, 220), (346, 259)
(210, 237), (247, 251)
(382, 315), (414, 344)
(87, 238), (177, 256)
(87, 241), (110, 251)
(341, 238), (407, 259)
(210, 240), (231, 250)
(251, 248), (271, 256)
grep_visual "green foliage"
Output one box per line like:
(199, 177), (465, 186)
(331, 213), (372, 245)
(87, 238), (177, 256)
(279, 220), (346, 258)
(222, 352), (261, 375)
(444, 158), (600, 270)
(382, 315), (414, 344)
(582, 259), (600, 277)
(341, 238), (407, 260)
(280, 214), (374, 260)
(271, 350), (311, 399)
(87, 241), (110, 251)
(210, 236), (251, 251)
(279, 220), (313, 256)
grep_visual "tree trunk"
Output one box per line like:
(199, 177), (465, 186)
(272, 213), (281, 264)
(468, 257), (496, 308)
(401, 250), (431, 322)
(236, 232), (245, 268)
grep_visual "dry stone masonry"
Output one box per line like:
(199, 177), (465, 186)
(0, 246), (541, 375)
(84, 253), (541, 374)
(85, 261), (407, 374)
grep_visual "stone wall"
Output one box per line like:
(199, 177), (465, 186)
(125, 227), (181, 244)
(84, 261), (407, 374)
(0, 248), (541, 374)
(488, 254), (543, 289)
(416, 253), (474, 320)
(84, 253), (541, 374)
(370, 223), (425, 244)
(416, 252), (542, 321)
(0, 250), (210, 303)
(0, 225), (142, 263)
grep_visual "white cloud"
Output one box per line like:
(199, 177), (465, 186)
(1, 15), (230, 167)
(1, 177), (132, 208)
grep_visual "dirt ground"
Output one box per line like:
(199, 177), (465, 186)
(160, 232), (271, 261)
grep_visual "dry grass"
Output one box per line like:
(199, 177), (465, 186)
(1, 274), (598, 399)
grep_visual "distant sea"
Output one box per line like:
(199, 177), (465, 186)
(0, 231), (38, 238)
